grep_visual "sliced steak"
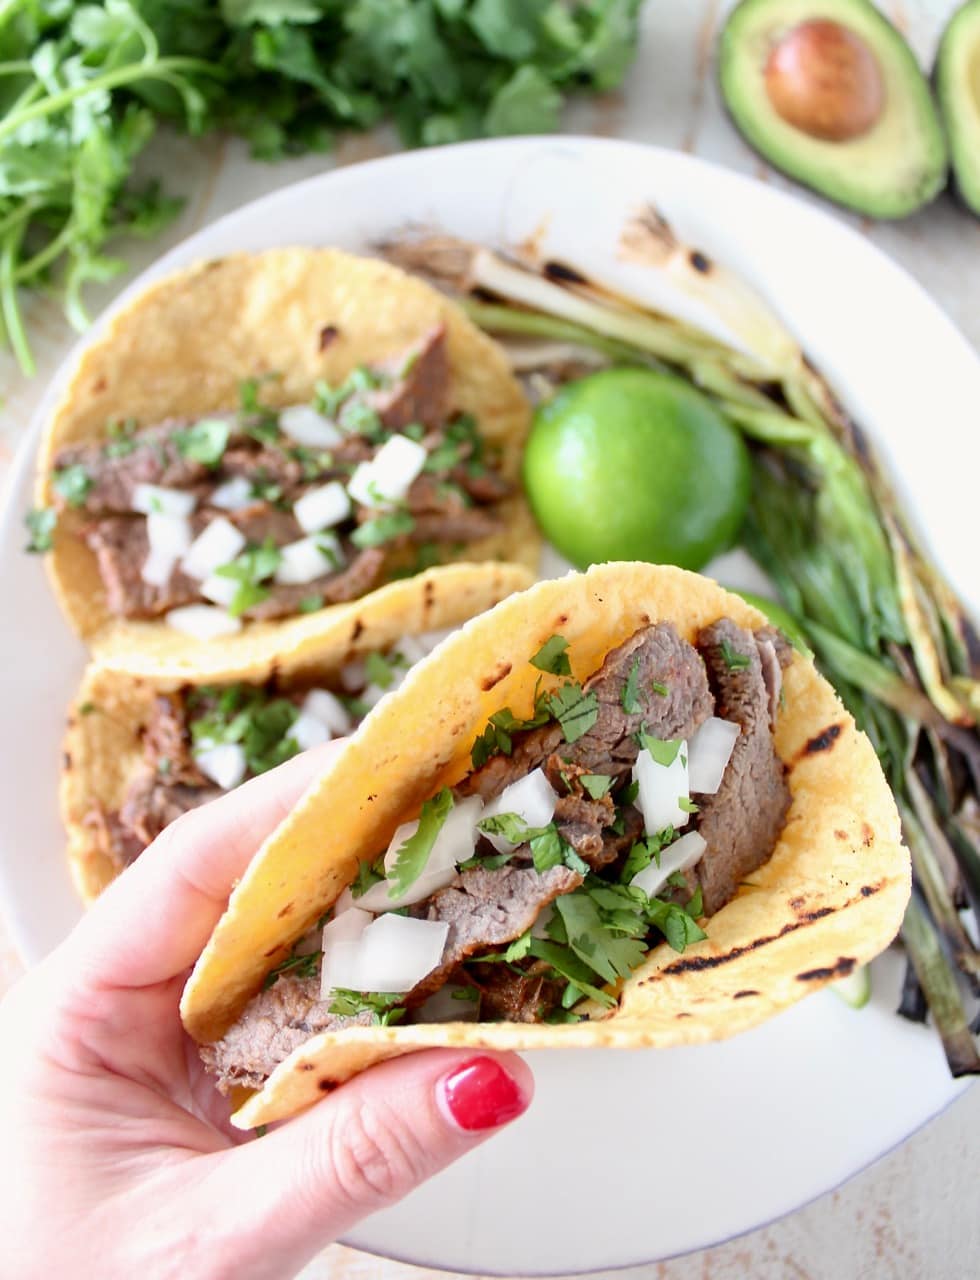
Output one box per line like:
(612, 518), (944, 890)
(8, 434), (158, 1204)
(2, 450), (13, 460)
(143, 694), (206, 784)
(408, 864), (582, 1000)
(454, 466), (511, 505)
(84, 805), (146, 872)
(53, 420), (211, 513)
(553, 791), (617, 868)
(84, 517), (201, 616)
(457, 724), (565, 802)
(200, 975), (373, 1093)
(693, 620), (790, 915)
(118, 771), (221, 848)
(408, 508), (502, 545)
(466, 961), (564, 1023)
(242, 548), (385, 620)
(366, 325), (450, 430)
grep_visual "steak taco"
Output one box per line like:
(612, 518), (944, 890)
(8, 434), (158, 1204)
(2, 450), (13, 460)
(180, 563), (909, 1129)
(62, 563), (532, 902)
(33, 249), (536, 674)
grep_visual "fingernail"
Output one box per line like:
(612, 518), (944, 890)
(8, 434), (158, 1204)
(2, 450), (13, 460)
(440, 1056), (529, 1132)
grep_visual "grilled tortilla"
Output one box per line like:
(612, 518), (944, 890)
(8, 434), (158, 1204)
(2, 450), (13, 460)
(36, 248), (536, 675)
(180, 563), (909, 1129)
(62, 563), (532, 902)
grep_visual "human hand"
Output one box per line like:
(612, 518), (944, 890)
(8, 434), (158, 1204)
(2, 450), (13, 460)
(0, 744), (533, 1280)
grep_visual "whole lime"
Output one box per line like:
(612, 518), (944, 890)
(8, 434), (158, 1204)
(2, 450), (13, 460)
(523, 368), (751, 571)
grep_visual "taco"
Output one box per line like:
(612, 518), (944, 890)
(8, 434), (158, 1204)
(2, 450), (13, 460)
(62, 563), (532, 902)
(180, 563), (909, 1129)
(34, 248), (536, 675)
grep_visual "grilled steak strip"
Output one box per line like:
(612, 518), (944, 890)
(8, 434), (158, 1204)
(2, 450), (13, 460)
(693, 620), (791, 915)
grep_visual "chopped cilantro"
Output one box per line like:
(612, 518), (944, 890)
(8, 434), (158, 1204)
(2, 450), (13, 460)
(580, 774), (612, 799)
(215, 539), (281, 616)
(547, 682), (599, 744)
(297, 594), (324, 614)
(262, 946), (319, 990)
(402, 422), (425, 442)
(638, 733), (683, 767)
(24, 507), (56, 553)
(644, 897), (707, 952)
(475, 814), (572, 875)
(239, 373), (281, 414)
(679, 797), (699, 814)
(390, 541), (442, 580)
(451, 985), (480, 1002)
(554, 892), (647, 985)
(530, 634), (572, 676)
(104, 418), (137, 458)
(469, 692), (553, 769)
(250, 473), (285, 506)
(189, 684), (300, 776)
(423, 414), (482, 473)
(351, 511), (415, 549)
(340, 399), (386, 441)
(651, 681), (669, 697)
(254, 1125), (268, 1138)
(620, 827), (676, 883)
(78, 701), (97, 716)
(504, 929), (533, 962)
(719, 639), (752, 671)
(175, 417), (230, 468)
(387, 788), (454, 898)
(52, 464), (92, 508)
(621, 656), (642, 714)
(351, 853), (386, 899)
(619, 779), (639, 805)
(527, 937), (615, 1008)
(329, 989), (406, 1025)
(365, 650), (397, 690)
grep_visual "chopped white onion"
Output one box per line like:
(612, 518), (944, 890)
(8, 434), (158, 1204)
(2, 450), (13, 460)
(324, 913), (449, 993)
(199, 574), (238, 608)
(319, 907), (373, 998)
(210, 476), (254, 511)
(358, 682), (389, 711)
(294, 481), (351, 534)
(165, 604), (243, 639)
(630, 830), (707, 900)
(142, 509), (190, 587)
(356, 796), (483, 912)
(418, 627), (455, 652)
(194, 742), (247, 790)
(633, 742), (691, 836)
(274, 534), (343, 586)
(180, 517), (246, 581)
(302, 689), (352, 736)
(480, 768), (558, 853)
(415, 984), (480, 1024)
(132, 483), (196, 518)
(687, 717), (740, 795)
(289, 711), (330, 752)
(391, 635), (429, 668)
(332, 886), (356, 916)
(347, 434), (427, 508)
(339, 660), (366, 693)
(279, 404), (342, 448)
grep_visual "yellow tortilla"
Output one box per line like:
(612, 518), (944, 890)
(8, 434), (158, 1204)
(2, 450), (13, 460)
(179, 563), (909, 1129)
(61, 562), (534, 902)
(36, 248), (536, 670)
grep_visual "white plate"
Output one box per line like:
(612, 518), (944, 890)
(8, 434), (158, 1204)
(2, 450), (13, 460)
(0, 138), (975, 1274)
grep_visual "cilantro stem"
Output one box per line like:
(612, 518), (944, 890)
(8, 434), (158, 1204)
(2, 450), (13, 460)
(0, 216), (33, 376)
(0, 60), (32, 75)
(15, 221), (73, 284)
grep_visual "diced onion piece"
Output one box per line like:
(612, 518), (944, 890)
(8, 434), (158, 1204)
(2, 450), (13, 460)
(415, 984), (480, 1024)
(633, 743), (690, 836)
(481, 767), (558, 853)
(332, 886), (356, 916)
(274, 535), (343, 586)
(358, 683), (388, 711)
(199, 574), (238, 607)
(531, 903), (555, 940)
(687, 717), (740, 795)
(338, 661), (365, 692)
(302, 689), (352, 736)
(194, 742), (247, 790)
(280, 404), (342, 448)
(319, 907), (373, 999)
(165, 605), (243, 639)
(142, 509), (190, 587)
(326, 914), (449, 993)
(210, 476), (254, 511)
(132, 483), (196, 518)
(289, 711), (330, 752)
(347, 434), (427, 508)
(391, 635), (429, 668)
(294, 481), (352, 534)
(418, 627), (455, 652)
(356, 796), (482, 912)
(630, 830), (707, 900)
(180, 517), (246, 581)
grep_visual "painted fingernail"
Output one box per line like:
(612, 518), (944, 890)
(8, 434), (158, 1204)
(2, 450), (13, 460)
(440, 1056), (529, 1132)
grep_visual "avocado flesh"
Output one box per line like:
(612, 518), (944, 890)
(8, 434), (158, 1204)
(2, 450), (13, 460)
(935, 0), (980, 218)
(719, 0), (948, 218)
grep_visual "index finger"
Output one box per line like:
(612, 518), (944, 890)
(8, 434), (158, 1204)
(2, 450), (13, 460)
(68, 741), (345, 989)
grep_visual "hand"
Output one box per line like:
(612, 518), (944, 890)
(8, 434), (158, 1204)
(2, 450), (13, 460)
(0, 744), (533, 1280)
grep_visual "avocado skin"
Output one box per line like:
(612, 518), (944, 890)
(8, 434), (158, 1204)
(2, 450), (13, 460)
(934, 0), (980, 219)
(718, 0), (948, 219)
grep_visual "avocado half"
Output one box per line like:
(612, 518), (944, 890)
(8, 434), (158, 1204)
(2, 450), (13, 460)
(935, 0), (980, 217)
(718, 0), (948, 218)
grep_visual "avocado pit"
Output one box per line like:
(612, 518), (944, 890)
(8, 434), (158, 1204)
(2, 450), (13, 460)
(765, 18), (885, 141)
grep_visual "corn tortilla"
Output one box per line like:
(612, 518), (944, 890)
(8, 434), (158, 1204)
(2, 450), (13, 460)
(36, 248), (536, 669)
(179, 563), (909, 1129)
(62, 562), (534, 902)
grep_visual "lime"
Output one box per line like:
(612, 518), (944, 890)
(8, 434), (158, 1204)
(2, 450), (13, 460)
(734, 589), (813, 656)
(523, 368), (751, 571)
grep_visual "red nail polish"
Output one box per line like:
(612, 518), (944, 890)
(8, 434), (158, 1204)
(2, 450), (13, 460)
(441, 1056), (528, 1131)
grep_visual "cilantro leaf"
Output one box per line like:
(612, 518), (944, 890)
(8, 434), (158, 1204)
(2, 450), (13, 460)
(351, 853), (386, 899)
(351, 511), (415, 549)
(504, 929), (532, 962)
(580, 774), (612, 799)
(175, 417), (230, 468)
(387, 788), (454, 898)
(621, 656), (642, 714)
(638, 733), (683, 767)
(188, 684), (300, 775)
(52, 465), (92, 508)
(215, 538), (282, 616)
(527, 938), (616, 1008)
(547, 681), (599, 743)
(530, 634), (572, 676)
(297, 594), (323, 614)
(263, 944), (319, 990)
(651, 681), (669, 697)
(719, 638), (752, 671)
(24, 507), (56, 553)
(328, 989), (407, 1025)
(365, 650), (397, 690)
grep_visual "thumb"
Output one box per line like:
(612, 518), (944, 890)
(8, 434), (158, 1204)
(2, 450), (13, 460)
(195, 1049), (533, 1280)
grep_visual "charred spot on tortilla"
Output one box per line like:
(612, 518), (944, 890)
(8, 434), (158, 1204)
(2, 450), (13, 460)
(543, 261), (587, 285)
(862, 824), (875, 847)
(318, 325), (339, 351)
(480, 662), (512, 691)
(689, 250), (712, 274)
(797, 958), (856, 982)
(801, 723), (843, 757)
(277, 903), (294, 919)
(733, 989), (759, 999)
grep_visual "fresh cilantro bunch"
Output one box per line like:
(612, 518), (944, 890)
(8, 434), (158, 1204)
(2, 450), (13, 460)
(0, 0), (645, 373)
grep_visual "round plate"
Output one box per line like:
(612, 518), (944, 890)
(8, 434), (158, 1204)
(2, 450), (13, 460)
(0, 139), (974, 1274)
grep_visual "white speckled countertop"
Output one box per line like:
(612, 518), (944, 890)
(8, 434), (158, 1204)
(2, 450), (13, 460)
(1, 2), (976, 1276)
